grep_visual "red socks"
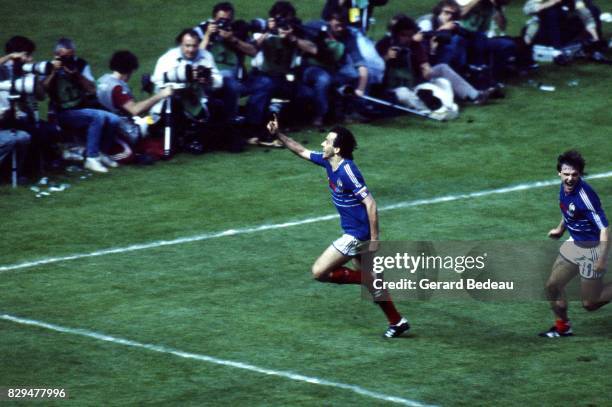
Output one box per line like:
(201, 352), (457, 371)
(376, 300), (402, 325)
(555, 318), (571, 333)
(326, 267), (402, 325)
(326, 267), (362, 284)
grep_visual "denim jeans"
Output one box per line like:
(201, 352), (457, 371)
(244, 72), (291, 126)
(0, 129), (30, 164)
(435, 34), (468, 72)
(298, 64), (363, 121)
(300, 66), (333, 119)
(57, 108), (120, 158)
(214, 69), (245, 123)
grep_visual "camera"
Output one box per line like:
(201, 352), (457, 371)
(160, 64), (212, 87)
(200, 18), (234, 43)
(274, 16), (292, 32)
(388, 45), (411, 68)
(270, 16), (302, 36)
(11, 60), (52, 77)
(57, 55), (77, 71)
(215, 18), (232, 32)
(194, 65), (212, 81)
(162, 64), (193, 83)
(421, 30), (453, 46)
(0, 75), (37, 96)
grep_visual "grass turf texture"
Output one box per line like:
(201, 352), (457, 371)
(1, 0), (612, 406)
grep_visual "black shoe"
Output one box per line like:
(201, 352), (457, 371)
(538, 325), (573, 338)
(383, 318), (410, 338)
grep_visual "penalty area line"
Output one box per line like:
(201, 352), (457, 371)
(0, 314), (435, 407)
(1, 170), (611, 273)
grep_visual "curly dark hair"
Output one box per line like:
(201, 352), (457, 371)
(390, 14), (418, 38)
(557, 150), (586, 174)
(109, 50), (139, 74)
(5, 36), (35, 54)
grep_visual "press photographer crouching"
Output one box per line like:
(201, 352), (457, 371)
(0, 36), (61, 182)
(43, 38), (121, 173)
(152, 29), (225, 155)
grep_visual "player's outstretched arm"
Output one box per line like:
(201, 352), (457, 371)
(548, 217), (566, 239)
(267, 116), (312, 160)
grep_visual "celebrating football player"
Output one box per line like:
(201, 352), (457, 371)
(267, 115), (410, 338)
(540, 150), (610, 338)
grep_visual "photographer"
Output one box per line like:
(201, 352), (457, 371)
(152, 29), (223, 152)
(300, 12), (370, 126)
(245, 1), (317, 145)
(1, 36), (59, 179)
(457, 0), (517, 82)
(417, 0), (469, 71)
(0, 92), (31, 180)
(522, 0), (602, 50)
(97, 50), (173, 159)
(43, 38), (121, 173)
(196, 2), (257, 123)
(376, 15), (491, 115)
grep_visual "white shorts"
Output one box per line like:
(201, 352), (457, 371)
(559, 238), (606, 279)
(332, 234), (367, 257)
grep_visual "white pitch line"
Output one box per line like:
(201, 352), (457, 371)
(0, 314), (435, 407)
(1, 171), (611, 273)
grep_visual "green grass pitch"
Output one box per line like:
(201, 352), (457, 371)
(1, 0), (611, 405)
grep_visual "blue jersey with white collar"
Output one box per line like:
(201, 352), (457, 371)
(310, 152), (371, 240)
(559, 179), (608, 243)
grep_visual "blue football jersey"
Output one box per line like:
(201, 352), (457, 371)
(559, 179), (608, 243)
(310, 152), (371, 240)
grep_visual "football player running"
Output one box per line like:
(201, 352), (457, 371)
(540, 150), (610, 338)
(267, 116), (410, 338)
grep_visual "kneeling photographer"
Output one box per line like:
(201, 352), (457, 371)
(0, 36), (60, 180)
(152, 28), (227, 154)
(97, 50), (173, 163)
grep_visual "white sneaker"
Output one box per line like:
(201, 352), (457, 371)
(84, 157), (109, 173)
(100, 154), (119, 168)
